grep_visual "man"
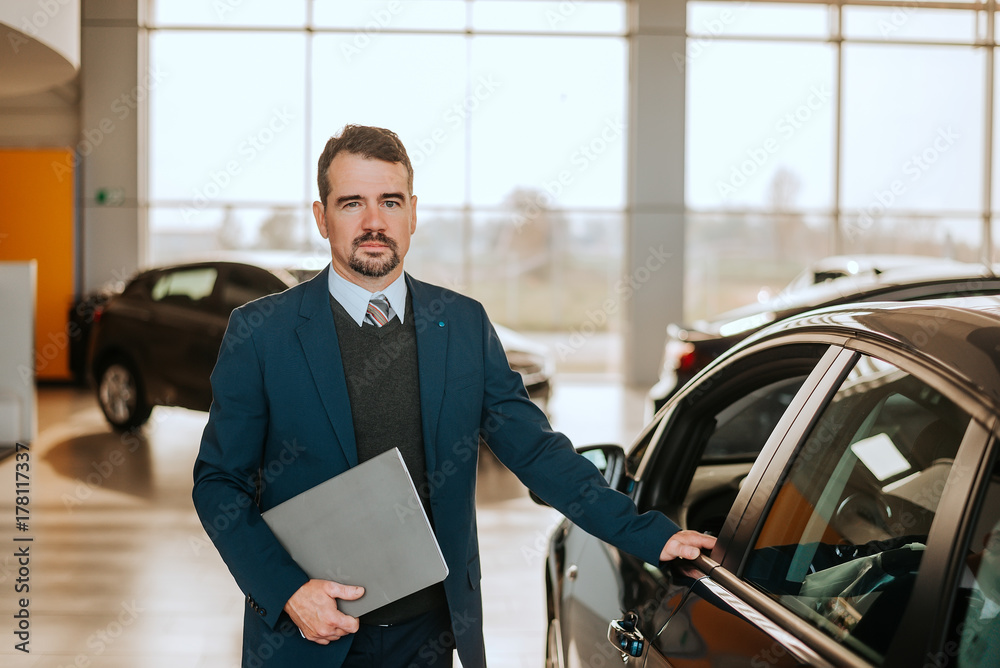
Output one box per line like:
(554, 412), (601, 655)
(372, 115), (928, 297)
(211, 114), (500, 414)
(192, 125), (715, 667)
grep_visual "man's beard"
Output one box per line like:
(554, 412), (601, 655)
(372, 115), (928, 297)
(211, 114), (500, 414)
(349, 232), (401, 278)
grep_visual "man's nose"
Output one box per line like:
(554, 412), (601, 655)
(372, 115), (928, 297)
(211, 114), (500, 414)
(361, 204), (387, 230)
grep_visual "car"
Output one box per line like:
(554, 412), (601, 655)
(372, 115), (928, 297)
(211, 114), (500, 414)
(68, 277), (126, 385)
(68, 251), (328, 385)
(648, 259), (1000, 413)
(771, 254), (951, 298)
(87, 261), (298, 430)
(539, 295), (1000, 667)
(87, 261), (553, 430)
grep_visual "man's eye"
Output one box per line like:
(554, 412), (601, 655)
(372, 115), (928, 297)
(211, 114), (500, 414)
(384, 201), (398, 208)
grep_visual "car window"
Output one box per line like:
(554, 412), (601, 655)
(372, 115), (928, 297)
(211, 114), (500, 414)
(946, 455), (1000, 667)
(743, 354), (972, 664)
(220, 266), (286, 314)
(701, 375), (806, 462)
(637, 343), (828, 533)
(150, 267), (218, 309)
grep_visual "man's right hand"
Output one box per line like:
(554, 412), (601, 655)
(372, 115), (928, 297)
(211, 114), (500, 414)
(283, 579), (365, 644)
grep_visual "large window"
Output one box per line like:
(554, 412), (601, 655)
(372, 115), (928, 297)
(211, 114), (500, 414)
(145, 1), (1000, 340)
(686, 1), (997, 322)
(146, 0), (628, 335)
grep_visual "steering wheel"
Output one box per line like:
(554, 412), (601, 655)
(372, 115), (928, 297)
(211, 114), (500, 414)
(834, 491), (894, 540)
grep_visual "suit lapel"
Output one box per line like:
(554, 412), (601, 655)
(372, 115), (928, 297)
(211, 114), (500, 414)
(408, 275), (448, 474)
(296, 268), (358, 468)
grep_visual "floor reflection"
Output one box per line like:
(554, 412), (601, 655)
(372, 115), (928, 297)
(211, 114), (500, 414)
(42, 430), (154, 499)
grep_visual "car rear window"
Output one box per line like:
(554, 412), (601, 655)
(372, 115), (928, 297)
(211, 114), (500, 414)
(151, 267), (218, 306)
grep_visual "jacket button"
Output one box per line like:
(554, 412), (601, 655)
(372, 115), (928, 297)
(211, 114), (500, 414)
(258, 608), (267, 617)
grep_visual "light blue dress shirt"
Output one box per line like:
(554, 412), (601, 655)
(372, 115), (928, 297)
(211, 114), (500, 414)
(326, 267), (408, 326)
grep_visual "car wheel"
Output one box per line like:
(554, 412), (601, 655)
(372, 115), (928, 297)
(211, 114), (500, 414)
(97, 358), (152, 430)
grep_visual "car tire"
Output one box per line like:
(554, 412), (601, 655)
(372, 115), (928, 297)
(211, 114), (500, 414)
(97, 357), (152, 431)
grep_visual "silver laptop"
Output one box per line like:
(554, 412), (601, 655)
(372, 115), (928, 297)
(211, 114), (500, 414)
(261, 447), (449, 617)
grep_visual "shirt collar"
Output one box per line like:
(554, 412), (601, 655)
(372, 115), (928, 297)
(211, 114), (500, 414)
(327, 267), (408, 326)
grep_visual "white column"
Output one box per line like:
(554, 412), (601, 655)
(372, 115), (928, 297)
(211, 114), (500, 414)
(623, 0), (686, 387)
(80, 0), (144, 291)
(0, 262), (37, 445)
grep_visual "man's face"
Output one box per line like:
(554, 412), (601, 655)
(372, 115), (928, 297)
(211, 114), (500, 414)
(312, 152), (417, 290)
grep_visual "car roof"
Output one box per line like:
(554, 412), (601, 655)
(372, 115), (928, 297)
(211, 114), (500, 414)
(131, 260), (298, 288)
(750, 295), (1000, 411)
(696, 261), (1000, 334)
(781, 254), (951, 292)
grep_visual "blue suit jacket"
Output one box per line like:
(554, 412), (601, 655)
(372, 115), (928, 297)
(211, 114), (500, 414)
(192, 268), (677, 667)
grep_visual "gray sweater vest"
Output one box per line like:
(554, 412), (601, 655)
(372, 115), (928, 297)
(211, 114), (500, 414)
(329, 295), (448, 625)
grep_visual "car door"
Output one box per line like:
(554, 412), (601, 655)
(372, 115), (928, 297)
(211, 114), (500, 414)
(937, 441), (1000, 667)
(556, 341), (835, 667)
(143, 265), (223, 407)
(649, 349), (990, 666)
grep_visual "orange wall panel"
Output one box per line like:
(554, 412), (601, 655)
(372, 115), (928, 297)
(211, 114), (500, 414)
(0, 148), (75, 381)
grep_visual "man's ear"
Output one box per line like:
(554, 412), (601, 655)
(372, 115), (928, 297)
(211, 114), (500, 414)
(312, 201), (329, 239)
(409, 194), (418, 234)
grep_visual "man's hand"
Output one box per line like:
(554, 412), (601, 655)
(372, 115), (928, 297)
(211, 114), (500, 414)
(660, 530), (717, 562)
(283, 579), (365, 644)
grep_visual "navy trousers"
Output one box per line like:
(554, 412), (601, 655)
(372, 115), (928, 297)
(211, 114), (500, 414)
(341, 607), (455, 668)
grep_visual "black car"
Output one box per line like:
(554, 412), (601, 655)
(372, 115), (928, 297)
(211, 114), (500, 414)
(541, 296), (1000, 667)
(648, 260), (1000, 413)
(87, 261), (297, 430)
(88, 261), (553, 430)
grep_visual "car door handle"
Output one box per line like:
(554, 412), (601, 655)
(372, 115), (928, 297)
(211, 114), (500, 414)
(608, 611), (645, 660)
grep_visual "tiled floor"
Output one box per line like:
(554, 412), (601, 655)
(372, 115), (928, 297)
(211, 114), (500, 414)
(0, 374), (646, 667)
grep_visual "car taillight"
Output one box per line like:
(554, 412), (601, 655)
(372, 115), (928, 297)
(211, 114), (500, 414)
(677, 345), (698, 372)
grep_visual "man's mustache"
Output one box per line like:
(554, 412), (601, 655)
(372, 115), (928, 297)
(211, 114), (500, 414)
(352, 232), (398, 252)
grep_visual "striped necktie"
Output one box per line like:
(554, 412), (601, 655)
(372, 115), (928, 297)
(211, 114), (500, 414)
(364, 294), (391, 327)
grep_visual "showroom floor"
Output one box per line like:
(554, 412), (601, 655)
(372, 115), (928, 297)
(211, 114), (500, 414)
(0, 374), (647, 667)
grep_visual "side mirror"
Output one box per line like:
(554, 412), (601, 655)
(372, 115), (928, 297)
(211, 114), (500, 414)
(578, 443), (626, 488)
(530, 443), (628, 507)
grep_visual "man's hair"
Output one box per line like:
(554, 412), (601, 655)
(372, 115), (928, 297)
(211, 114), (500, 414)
(316, 125), (414, 205)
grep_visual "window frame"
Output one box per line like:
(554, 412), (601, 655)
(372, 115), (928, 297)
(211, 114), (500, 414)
(631, 339), (837, 519)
